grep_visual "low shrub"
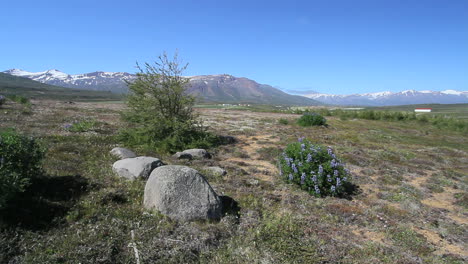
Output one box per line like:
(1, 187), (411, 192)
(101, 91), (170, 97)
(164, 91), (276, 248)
(279, 137), (352, 197)
(0, 130), (46, 209)
(297, 113), (327, 127)
(7, 95), (29, 105)
(63, 119), (98, 133)
(278, 118), (289, 125)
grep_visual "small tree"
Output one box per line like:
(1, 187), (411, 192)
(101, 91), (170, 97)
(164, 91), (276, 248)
(121, 52), (215, 152)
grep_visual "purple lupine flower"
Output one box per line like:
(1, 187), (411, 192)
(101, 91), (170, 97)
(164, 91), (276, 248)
(298, 136), (305, 142)
(311, 174), (317, 183)
(301, 143), (306, 151)
(331, 153), (336, 159)
(314, 185), (320, 194)
(344, 168), (350, 174)
(343, 177), (348, 182)
(336, 177), (341, 187)
(318, 165), (323, 175)
(63, 123), (73, 130)
(331, 185), (336, 192)
(300, 172), (306, 185)
(306, 153), (312, 163)
(327, 174), (332, 182)
(327, 147), (333, 155)
(334, 170), (339, 177)
(330, 159), (337, 168)
(298, 161), (303, 167)
(291, 163), (298, 173)
(288, 173), (293, 181)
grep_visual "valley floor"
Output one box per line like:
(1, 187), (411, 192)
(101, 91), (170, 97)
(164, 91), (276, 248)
(1, 100), (467, 263)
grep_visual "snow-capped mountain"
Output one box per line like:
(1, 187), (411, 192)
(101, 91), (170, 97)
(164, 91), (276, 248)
(302, 90), (468, 106)
(2, 69), (320, 106)
(3, 69), (134, 93)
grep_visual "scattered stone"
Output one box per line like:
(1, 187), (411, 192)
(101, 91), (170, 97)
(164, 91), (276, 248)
(112, 156), (164, 180)
(144, 165), (222, 221)
(110, 147), (137, 159)
(182, 148), (212, 159)
(173, 152), (193, 160)
(205, 166), (227, 177)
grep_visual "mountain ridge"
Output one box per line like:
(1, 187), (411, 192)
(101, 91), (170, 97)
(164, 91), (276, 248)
(4, 69), (467, 106)
(302, 89), (468, 106)
(2, 69), (321, 106)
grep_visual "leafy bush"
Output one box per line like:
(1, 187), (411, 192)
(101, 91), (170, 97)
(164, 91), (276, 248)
(279, 138), (352, 197)
(63, 119), (98, 132)
(7, 95), (29, 105)
(121, 52), (218, 152)
(297, 112), (327, 127)
(0, 130), (45, 209)
(278, 118), (289, 125)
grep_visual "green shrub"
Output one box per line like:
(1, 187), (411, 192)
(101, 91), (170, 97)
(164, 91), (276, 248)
(0, 130), (45, 209)
(63, 119), (98, 132)
(7, 95), (30, 105)
(278, 118), (289, 125)
(297, 113), (327, 127)
(121, 52), (218, 153)
(279, 138), (352, 197)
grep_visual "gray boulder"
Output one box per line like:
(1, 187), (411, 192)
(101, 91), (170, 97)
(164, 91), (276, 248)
(173, 152), (193, 160)
(144, 165), (222, 221)
(113, 156), (164, 180)
(182, 148), (211, 159)
(205, 166), (227, 177)
(110, 147), (136, 159)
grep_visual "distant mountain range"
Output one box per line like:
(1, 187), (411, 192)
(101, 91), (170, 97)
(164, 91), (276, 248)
(0, 72), (121, 101)
(3, 69), (133, 94)
(2, 69), (321, 106)
(3, 69), (467, 106)
(299, 90), (468, 106)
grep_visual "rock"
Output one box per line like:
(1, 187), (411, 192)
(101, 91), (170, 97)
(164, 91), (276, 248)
(112, 156), (164, 180)
(182, 148), (211, 159)
(205, 166), (227, 177)
(173, 152), (193, 160)
(144, 165), (222, 221)
(110, 147), (136, 159)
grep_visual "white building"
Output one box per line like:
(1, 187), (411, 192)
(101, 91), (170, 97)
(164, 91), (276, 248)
(414, 108), (432, 113)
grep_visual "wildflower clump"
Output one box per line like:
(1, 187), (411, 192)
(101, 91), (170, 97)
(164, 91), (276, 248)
(297, 112), (326, 127)
(279, 137), (351, 197)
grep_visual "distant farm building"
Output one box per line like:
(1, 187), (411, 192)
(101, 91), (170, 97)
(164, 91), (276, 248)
(414, 108), (432, 113)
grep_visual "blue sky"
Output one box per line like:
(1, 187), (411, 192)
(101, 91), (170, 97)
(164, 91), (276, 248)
(1, 0), (467, 94)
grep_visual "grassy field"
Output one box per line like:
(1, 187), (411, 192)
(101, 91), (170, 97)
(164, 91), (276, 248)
(0, 99), (467, 263)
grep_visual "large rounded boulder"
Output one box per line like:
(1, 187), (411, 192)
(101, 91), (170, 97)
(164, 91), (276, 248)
(113, 156), (163, 180)
(144, 165), (222, 222)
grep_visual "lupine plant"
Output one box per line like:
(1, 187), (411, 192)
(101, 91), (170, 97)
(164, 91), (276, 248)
(279, 137), (351, 197)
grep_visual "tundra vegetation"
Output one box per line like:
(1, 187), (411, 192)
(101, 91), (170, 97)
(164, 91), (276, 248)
(0, 95), (467, 263)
